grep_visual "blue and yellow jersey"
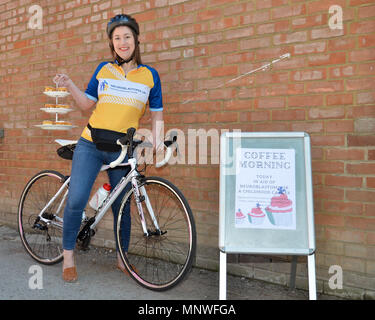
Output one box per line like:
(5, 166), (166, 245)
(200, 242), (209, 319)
(81, 61), (163, 141)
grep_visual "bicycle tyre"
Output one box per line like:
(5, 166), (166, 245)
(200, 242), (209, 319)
(116, 176), (196, 291)
(18, 170), (67, 265)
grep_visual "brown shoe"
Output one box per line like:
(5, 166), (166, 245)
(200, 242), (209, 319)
(117, 264), (137, 276)
(62, 266), (78, 282)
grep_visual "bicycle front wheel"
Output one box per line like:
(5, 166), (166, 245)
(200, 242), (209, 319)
(116, 176), (196, 291)
(18, 170), (68, 265)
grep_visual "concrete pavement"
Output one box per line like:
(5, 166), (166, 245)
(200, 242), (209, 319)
(0, 223), (338, 301)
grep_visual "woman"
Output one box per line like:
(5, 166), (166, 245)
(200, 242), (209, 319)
(54, 14), (164, 282)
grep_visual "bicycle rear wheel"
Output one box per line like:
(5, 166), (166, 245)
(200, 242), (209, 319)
(18, 170), (68, 265)
(116, 176), (196, 291)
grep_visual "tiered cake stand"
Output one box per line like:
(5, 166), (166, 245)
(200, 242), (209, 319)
(35, 86), (76, 130)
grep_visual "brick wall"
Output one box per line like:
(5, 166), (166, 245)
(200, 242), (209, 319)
(0, 0), (374, 299)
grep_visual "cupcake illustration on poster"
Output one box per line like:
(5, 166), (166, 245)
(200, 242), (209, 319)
(265, 187), (293, 227)
(248, 203), (265, 225)
(235, 209), (246, 226)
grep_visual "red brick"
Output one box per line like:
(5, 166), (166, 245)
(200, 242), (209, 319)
(255, 97), (285, 109)
(315, 213), (345, 227)
(272, 109), (305, 121)
(253, 122), (290, 132)
(328, 38), (356, 51)
(347, 106), (375, 119)
(292, 14), (325, 29)
(289, 95), (323, 107)
(307, 52), (346, 66)
(272, 4), (306, 19)
(325, 175), (363, 188)
(345, 217), (375, 231)
(347, 163), (375, 175)
(348, 135), (375, 147)
(312, 160), (345, 173)
(324, 200), (363, 215)
(241, 110), (270, 122)
(257, 20), (290, 35)
(292, 69), (326, 81)
(326, 227), (366, 244)
(367, 178), (375, 189)
(326, 93), (353, 106)
(314, 186), (345, 200)
(326, 148), (365, 160)
(350, 20), (375, 34)
(364, 204), (375, 217)
(349, 48), (375, 62)
(306, 80), (344, 93)
(293, 41), (326, 54)
(307, 0), (346, 14)
(309, 107), (345, 120)
(358, 34), (375, 47)
(208, 111), (238, 123)
(311, 135), (345, 146)
(198, 8), (222, 21)
(326, 120), (354, 133)
(357, 92), (375, 105)
(291, 121), (323, 133)
(347, 190), (375, 202)
(329, 64), (354, 78)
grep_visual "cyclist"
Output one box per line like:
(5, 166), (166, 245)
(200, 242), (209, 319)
(53, 14), (164, 282)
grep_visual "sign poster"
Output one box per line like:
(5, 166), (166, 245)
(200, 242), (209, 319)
(235, 148), (296, 230)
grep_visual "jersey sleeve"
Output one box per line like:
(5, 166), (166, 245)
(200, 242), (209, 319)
(84, 62), (108, 102)
(148, 68), (163, 111)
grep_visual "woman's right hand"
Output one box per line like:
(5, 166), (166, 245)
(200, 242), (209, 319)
(53, 74), (73, 90)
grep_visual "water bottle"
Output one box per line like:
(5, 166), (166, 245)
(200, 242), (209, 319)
(89, 183), (111, 210)
(81, 210), (87, 222)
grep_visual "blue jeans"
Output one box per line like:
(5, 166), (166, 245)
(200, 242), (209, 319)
(62, 137), (131, 251)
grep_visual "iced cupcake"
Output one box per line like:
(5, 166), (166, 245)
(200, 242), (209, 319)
(248, 203), (265, 225)
(235, 209), (246, 225)
(265, 187), (293, 226)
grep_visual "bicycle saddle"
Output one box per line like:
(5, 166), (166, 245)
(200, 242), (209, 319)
(55, 139), (77, 160)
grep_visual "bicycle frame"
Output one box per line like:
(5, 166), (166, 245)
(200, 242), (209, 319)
(37, 156), (159, 237)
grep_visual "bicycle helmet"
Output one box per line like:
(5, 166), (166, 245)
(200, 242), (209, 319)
(106, 14), (139, 38)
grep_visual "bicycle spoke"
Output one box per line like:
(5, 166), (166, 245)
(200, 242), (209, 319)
(18, 171), (67, 265)
(117, 177), (196, 291)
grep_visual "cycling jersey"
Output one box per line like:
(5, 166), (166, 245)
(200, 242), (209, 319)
(81, 61), (163, 141)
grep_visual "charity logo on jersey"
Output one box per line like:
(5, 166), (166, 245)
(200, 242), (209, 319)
(99, 80), (109, 92)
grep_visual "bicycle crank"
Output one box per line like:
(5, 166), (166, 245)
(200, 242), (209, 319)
(144, 229), (167, 237)
(77, 217), (96, 251)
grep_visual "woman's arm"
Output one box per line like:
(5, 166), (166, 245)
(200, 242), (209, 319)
(53, 74), (95, 111)
(151, 110), (164, 151)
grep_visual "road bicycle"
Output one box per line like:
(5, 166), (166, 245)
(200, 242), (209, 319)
(17, 128), (197, 291)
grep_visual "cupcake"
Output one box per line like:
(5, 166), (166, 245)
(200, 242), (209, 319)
(55, 121), (72, 126)
(248, 203), (265, 225)
(265, 187), (293, 226)
(235, 209), (246, 225)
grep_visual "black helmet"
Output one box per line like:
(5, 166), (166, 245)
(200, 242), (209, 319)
(106, 14), (139, 38)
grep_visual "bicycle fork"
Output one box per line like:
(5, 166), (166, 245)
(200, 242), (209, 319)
(132, 177), (165, 237)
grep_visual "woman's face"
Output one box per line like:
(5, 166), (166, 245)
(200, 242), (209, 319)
(112, 25), (136, 62)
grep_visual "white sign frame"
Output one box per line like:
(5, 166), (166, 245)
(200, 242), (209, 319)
(219, 132), (316, 300)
